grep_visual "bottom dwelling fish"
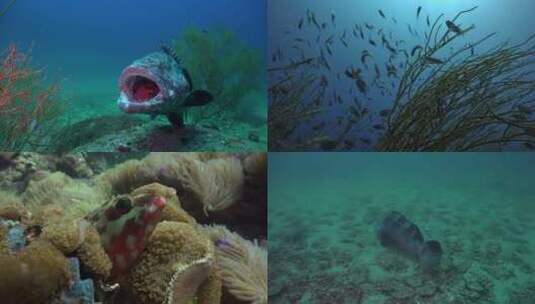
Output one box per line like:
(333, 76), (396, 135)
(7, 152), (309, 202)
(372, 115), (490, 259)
(87, 194), (167, 278)
(117, 45), (214, 128)
(378, 211), (443, 272)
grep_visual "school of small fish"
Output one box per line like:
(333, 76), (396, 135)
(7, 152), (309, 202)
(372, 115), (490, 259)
(271, 5), (468, 149)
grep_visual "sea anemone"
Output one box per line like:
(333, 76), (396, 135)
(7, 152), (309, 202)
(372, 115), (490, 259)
(202, 225), (267, 304)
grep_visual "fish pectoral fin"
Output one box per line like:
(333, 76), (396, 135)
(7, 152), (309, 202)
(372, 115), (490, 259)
(183, 90), (214, 107)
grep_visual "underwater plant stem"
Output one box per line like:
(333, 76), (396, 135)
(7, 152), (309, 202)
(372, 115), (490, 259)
(267, 57), (317, 72)
(451, 6), (479, 23)
(388, 7), (496, 139)
(0, 0), (18, 17)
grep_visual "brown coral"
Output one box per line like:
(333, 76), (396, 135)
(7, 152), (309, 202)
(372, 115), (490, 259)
(0, 240), (71, 304)
(76, 222), (112, 279)
(41, 218), (112, 279)
(0, 192), (29, 222)
(0, 225), (8, 254)
(41, 219), (87, 254)
(129, 221), (221, 304)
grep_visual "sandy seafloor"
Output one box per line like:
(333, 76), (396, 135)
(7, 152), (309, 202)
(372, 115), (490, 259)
(268, 153), (535, 304)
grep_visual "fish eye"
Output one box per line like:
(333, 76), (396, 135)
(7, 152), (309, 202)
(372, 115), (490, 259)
(115, 197), (132, 213)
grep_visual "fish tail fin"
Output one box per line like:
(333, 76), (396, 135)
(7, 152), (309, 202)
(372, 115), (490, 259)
(419, 240), (442, 271)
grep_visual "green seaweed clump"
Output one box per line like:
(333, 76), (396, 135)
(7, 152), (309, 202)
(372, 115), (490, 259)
(171, 26), (266, 126)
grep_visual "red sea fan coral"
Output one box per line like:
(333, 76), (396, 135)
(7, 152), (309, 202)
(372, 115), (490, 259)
(0, 44), (64, 150)
(0, 44), (31, 107)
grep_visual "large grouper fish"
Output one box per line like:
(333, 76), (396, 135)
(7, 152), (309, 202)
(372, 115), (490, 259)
(378, 211), (443, 272)
(117, 44), (213, 128)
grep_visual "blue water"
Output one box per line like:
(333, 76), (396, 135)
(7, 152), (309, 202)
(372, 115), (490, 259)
(268, 0), (535, 151)
(2, 0), (266, 95)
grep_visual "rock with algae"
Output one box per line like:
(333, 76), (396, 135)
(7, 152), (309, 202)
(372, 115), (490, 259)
(0, 153), (43, 192)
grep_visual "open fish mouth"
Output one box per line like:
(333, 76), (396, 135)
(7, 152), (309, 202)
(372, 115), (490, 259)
(117, 67), (166, 113)
(128, 76), (160, 102)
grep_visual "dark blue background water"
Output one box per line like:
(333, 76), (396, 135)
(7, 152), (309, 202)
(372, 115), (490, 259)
(268, 0), (535, 150)
(1, 0), (266, 95)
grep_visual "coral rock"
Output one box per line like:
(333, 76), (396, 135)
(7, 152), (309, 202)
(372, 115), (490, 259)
(0, 194), (29, 222)
(130, 221), (220, 304)
(42, 219), (87, 254)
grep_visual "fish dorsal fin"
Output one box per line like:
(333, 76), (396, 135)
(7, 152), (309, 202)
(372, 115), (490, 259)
(182, 68), (193, 90)
(160, 43), (182, 65)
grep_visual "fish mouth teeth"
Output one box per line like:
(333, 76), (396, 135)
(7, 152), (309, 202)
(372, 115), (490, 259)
(119, 67), (165, 105)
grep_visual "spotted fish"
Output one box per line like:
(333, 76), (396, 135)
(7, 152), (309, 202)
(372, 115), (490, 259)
(117, 44), (213, 128)
(87, 194), (167, 277)
(378, 211), (442, 271)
